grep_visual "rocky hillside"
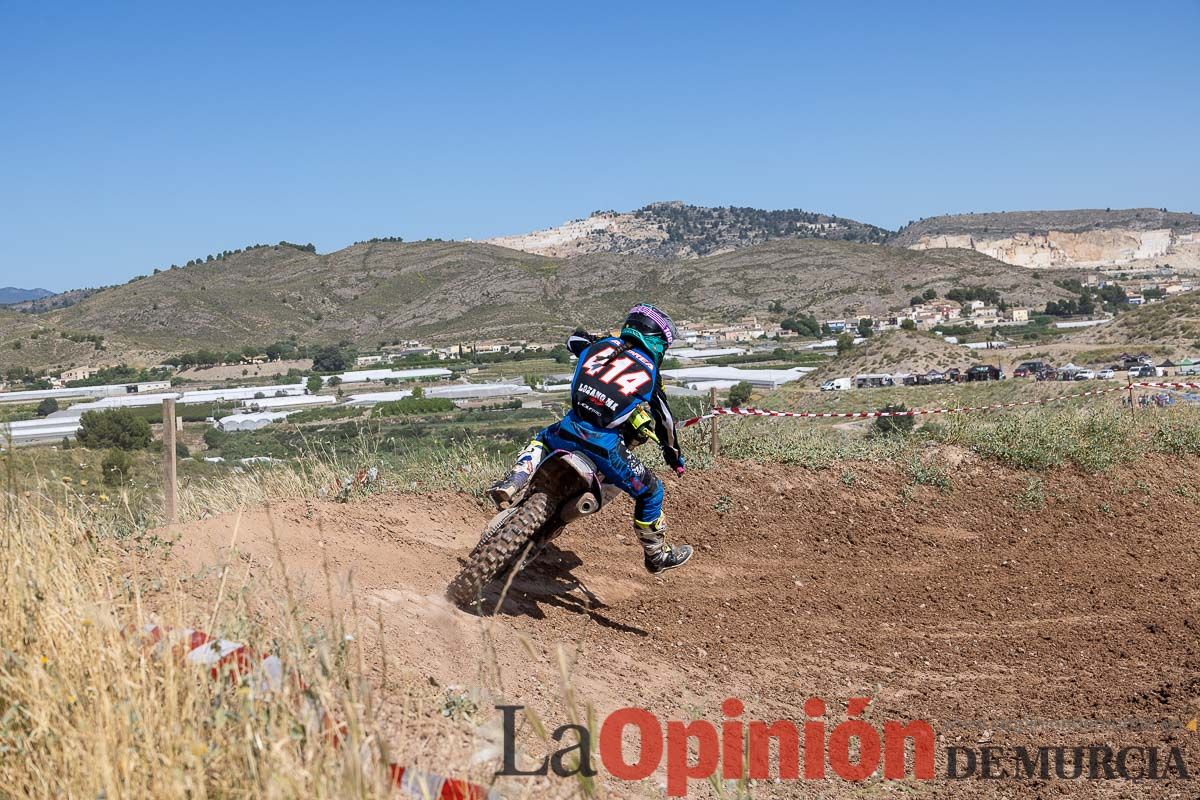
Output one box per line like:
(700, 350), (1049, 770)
(891, 208), (1200, 270)
(485, 201), (890, 258)
(805, 329), (971, 380)
(1069, 291), (1200, 349)
(0, 238), (1076, 372)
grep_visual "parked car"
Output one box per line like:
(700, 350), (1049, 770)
(1128, 365), (1155, 379)
(820, 377), (852, 392)
(1015, 360), (1048, 377)
(966, 364), (1004, 382)
(1074, 369), (1096, 380)
(1097, 368), (1115, 380)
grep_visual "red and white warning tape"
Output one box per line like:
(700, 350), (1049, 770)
(681, 381), (1200, 427)
(141, 624), (496, 799)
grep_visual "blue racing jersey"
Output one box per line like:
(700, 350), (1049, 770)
(565, 332), (684, 469)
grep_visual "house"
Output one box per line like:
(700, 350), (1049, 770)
(972, 306), (1001, 326)
(1006, 307), (1029, 323)
(824, 319), (848, 334)
(60, 366), (97, 383)
(355, 354), (387, 366)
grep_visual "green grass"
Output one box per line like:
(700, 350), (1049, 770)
(764, 379), (1128, 416)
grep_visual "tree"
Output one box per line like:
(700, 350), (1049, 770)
(910, 295), (924, 307)
(311, 344), (354, 372)
(306, 375), (324, 394)
(35, 398), (59, 417)
(857, 318), (874, 338)
(922, 288), (937, 300)
(782, 314), (821, 338)
(727, 381), (753, 407)
(327, 376), (342, 388)
(901, 319), (917, 331)
(78, 409), (151, 451)
(411, 384), (425, 399)
(836, 333), (855, 356)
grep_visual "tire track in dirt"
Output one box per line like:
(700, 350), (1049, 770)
(159, 455), (1200, 797)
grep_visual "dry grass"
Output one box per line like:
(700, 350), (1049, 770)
(0, 464), (582, 798)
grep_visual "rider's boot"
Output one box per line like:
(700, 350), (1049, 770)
(487, 439), (546, 509)
(636, 515), (694, 575)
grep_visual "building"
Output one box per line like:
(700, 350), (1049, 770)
(330, 367), (452, 385)
(59, 366), (97, 383)
(972, 306), (1001, 326)
(1006, 307), (1029, 323)
(669, 347), (748, 360)
(662, 365), (813, 390)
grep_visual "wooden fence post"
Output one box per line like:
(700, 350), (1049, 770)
(709, 386), (719, 459)
(162, 397), (178, 523)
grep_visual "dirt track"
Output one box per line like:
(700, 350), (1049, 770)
(161, 453), (1200, 798)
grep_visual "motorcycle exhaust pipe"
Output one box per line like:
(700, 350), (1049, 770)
(560, 492), (601, 523)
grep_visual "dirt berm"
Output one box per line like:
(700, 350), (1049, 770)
(161, 454), (1200, 798)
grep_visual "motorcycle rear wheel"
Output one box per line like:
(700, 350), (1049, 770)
(446, 491), (552, 606)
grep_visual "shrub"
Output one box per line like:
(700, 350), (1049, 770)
(727, 381), (753, 407)
(35, 398), (59, 417)
(373, 397), (455, 417)
(873, 404), (915, 437)
(77, 409), (151, 450)
(305, 375), (323, 394)
(101, 448), (134, 486)
(175, 441), (191, 458)
(202, 427), (227, 449)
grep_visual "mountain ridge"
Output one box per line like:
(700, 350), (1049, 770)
(0, 287), (53, 305)
(485, 200), (891, 259)
(0, 238), (1075, 372)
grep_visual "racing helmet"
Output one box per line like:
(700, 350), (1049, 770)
(621, 303), (677, 362)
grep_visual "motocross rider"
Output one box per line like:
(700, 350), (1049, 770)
(487, 304), (693, 575)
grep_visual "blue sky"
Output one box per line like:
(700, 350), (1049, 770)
(1, 1), (1197, 290)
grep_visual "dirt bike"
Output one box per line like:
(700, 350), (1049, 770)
(446, 448), (621, 606)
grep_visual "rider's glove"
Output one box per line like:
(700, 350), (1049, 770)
(664, 448), (685, 473)
(674, 465), (686, 477)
